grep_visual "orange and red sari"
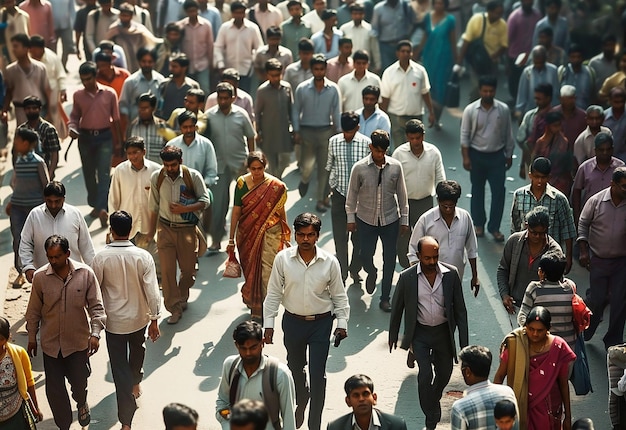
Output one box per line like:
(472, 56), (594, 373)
(236, 176), (290, 315)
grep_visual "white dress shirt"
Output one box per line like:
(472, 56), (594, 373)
(214, 18), (264, 76)
(391, 141), (445, 200)
(302, 10), (324, 33)
(338, 70), (382, 112)
(380, 60), (431, 116)
(416, 262), (449, 326)
(339, 20), (381, 71)
(263, 245), (350, 329)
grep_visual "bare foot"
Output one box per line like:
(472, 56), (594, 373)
(132, 384), (142, 399)
(122, 425), (132, 430)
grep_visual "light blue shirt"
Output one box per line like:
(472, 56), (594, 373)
(199, 5), (222, 39)
(166, 133), (218, 186)
(356, 106), (391, 138)
(292, 77), (341, 132)
(515, 63), (559, 115)
(532, 16), (570, 50)
(311, 28), (343, 59)
(119, 70), (165, 120)
(558, 64), (595, 110)
(371, 0), (415, 42)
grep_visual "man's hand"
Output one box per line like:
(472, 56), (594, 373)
(502, 295), (516, 314)
(579, 249), (590, 271)
(1, 111), (8, 123)
(25, 269), (35, 283)
(169, 202), (189, 214)
(148, 320), (160, 342)
(88, 336), (100, 356)
(60, 90), (67, 103)
(388, 340), (397, 353)
(462, 157), (472, 171)
(470, 276), (480, 297)
(564, 255), (572, 275)
(347, 222), (356, 232)
(334, 328), (347, 346)
(505, 157), (513, 169)
(427, 111), (435, 127)
(399, 225), (410, 236)
(263, 328), (274, 344)
(27, 341), (37, 357)
(69, 129), (79, 139)
(5, 201), (11, 216)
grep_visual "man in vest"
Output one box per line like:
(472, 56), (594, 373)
(216, 321), (296, 430)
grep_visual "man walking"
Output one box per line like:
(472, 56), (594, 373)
(92, 211), (161, 430)
(346, 129), (409, 310)
(264, 212), (349, 430)
(26, 235), (106, 430)
(389, 235), (468, 430)
(460, 75), (514, 242)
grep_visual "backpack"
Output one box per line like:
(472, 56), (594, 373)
(156, 164), (199, 224)
(228, 355), (281, 430)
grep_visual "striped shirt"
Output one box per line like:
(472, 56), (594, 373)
(11, 152), (48, 207)
(18, 119), (61, 165)
(325, 131), (371, 197)
(128, 116), (169, 164)
(510, 184), (576, 244)
(518, 279), (576, 345)
(450, 380), (519, 430)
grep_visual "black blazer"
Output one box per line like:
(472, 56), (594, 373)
(388, 262), (469, 358)
(327, 409), (407, 430)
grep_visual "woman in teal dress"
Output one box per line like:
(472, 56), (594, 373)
(416, 0), (457, 129)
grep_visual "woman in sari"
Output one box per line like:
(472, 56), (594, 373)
(494, 306), (575, 430)
(415, 0), (457, 129)
(226, 151), (290, 319)
(0, 316), (42, 429)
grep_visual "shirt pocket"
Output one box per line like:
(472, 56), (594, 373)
(69, 288), (87, 309)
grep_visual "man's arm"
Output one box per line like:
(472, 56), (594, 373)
(496, 238), (515, 312)
(215, 357), (236, 425)
(263, 252), (286, 336)
(388, 272), (406, 350)
(433, 149), (446, 186)
(327, 257), (349, 330)
(407, 216), (425, 265)
(25, 274), (44, 356)
(451, 269), (469, 348)
(277, 365), (297, 430)
(84, 12), (97, 55)
(345, 165), (359, 227)
(19, 215), (37, 280)
(510, 192), (521, 234)
(85, 271), (106, 340)
(77, 214), (96, 265)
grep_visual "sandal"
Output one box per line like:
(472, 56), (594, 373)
(474, 226), (484, 237)
(78, 402), (91, 427)
(490, 230), (505, 242)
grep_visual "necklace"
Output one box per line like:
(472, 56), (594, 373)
(531, 337), (549, 353)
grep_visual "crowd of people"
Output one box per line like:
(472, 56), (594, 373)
(1, 0), (626, 428)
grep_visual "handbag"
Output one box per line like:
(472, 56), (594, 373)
(570, 334), (593, 395)
(445, 73), (460, 108)
(466, 14), (494, 76)
(22, 398), (38, 430)
(572, 287), (592, 333)
(223, 250), (242, 278)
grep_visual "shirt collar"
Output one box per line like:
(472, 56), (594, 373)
(288, 245), (327, 261)
(366, 154), (387, 166)
(44, 258), (80, 276)
(434, 207), (459, 221)
(108, 240), (134, 247)
(17, 150), (36, 162)
(416, 262), (450, 275)
(522, 183), (557, 199)
(351, 409), (381, 430)
(465, 379), (491, 395)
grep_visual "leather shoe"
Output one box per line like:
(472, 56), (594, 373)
(365, 273), (376, 294)
(98, 209), (108, 229)
(315, 202), (327, 213)
(350, 272), (362, 283)
(167, 313), (182, 324)
(379, 300), (391, 312)
(298, 181), (309, 198)
(295, 402), (307, 429)
(181, 302), (188, 311)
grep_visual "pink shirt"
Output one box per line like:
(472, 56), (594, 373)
(178, 16), (214, 73)
(326, 56), (354, 83)
(19, 0), (55, 45)
(69, 84), (120, 130)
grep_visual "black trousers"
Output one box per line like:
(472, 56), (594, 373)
(43, 350), (91, 430)
(330, 190), (362, 281)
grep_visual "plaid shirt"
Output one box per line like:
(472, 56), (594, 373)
(129, 116), (169, 164)
(18, 119), (61, 165)
(325, 131), (371, 197)
(450, 380), (519, 430)
(510, 184), (576, 244)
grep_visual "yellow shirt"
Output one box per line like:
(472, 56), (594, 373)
(462, 13), (508, 57)
(599, 71), (626, 98)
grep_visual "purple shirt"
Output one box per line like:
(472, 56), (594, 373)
(578, 187), (626, 258)
(69, 84), (120, 130)
(552, 105), (587, 151)
(507, 7), (542, 58)
(573, 157), (625, 206)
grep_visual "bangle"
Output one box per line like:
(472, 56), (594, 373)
(228, 239), (235, 244)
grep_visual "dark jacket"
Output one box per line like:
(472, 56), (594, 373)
(327, 409), (407, 430)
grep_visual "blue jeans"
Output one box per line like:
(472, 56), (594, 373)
(468, 148), (506, 233)
(78, 130), (113, 211)
(379, 41), (398, 71)
(10, 204), (35, 270)
(357, 217), (399, 302)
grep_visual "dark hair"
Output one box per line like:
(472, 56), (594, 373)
(124, 136), (146, 151)
(349, 3), (364, 12)
(486, 0), (503, 11)
(530, 157), (551, 175)
(44, 181), (66, 198)
(310, 53), (327, 67)
(160, 146), (183, 162)
(230, 1), (246, 12)
(297, 38), (314, 52)
(23, 95), (42, 108)
(613, 166), (626, 183)
(230, 399), (268, 430)
(478, 75), (497, 89)
(432, 0), (450, 7)
(0, 316), (10, 340)
(222, 68), (240, 82)
(163, 403), (198, 430)
(293, 212), (322, 233)
(416, 236), (439, 253)
(594, 132), (613, 148)
(370, 129), (390, 150)
(545, 111), (562, 125)
(544, 0), (561, 7)
(183, 0), (200, 9)
(405, 119), (425, 135)
(321, 9), (337, 20)
(525, 206), (549, 229)
(99, 40), (115, 51)
(572, 418), (595, 430)
(338, 37), (352, 47)
(458, 345), (492, 379)
(94, 51), (113, 64)
(538, 26), (553, 38)
(119, 2), (135, 14)
(165, 22), (182, 33)
(362, 85), (380, 98)
(538, 250), (566, 282)
(29, 34), (45, 48)
(110, 211), (133, 237)
(265, 58), (283, 72)
(136, 47), (156, 61)
(287, 0), (303, 8)
(525, 306), (551, 329)
(233, 321), (263, 344)
(45, 235), (70, 253)
(16, 127), (39, 146)
(177, 110), (198, 126)
(79, 61), (97, 76)
(494, 399), (517, 419)
(266, 25), (282, 39)
(396, 39), (412, 51)
(609, 85), (626, 99)
(568, 43), (583, 55)
(340, 111), (360, 131)
(216, 82), (235, 97)
(436, 180), (461, 202)
(186, 88), (206, 104)
(343, 374), (374, 396)
(602, 34), (617, 44)
(138, 92), (157, 107)
(534, 83), (553, 98)
(246, 151), (268, 168)
(170, 53), (190, 68)
(352, 50), (369, 62)
(10, 33), (30, 47)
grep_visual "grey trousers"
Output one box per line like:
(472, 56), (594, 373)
(397, 196), (433, 268)
(299, 126), (334, 202)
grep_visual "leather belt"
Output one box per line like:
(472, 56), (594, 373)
(285, 310), (332, 321)
(159, 217), (194, 228)
(80, 128), (110, 136)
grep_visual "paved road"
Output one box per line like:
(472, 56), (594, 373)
(0, 60), (614, 429)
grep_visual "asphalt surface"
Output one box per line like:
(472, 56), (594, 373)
(0, 57), (614, 429)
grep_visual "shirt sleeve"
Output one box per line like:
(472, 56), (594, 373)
(460, 105), (472, 148)
(263, 252), (286, 329)
(86, 270), (106, 335)
(215, 357), (235, 422)
(277, 365), (297, 430)
(396, 164), (409, 226)
(577, 194), (595, 243)
(205, 140), (219, 186)
(142, 254), (161, 319)
(556, 194), (576, 241)
(517, 282), (536, 327)
(407, 215), (425, 264)
(345, 164), (359, 224)
(496, 239), (513, 299)
(25, 274), (44, 342)
(327, 256), (349, 328)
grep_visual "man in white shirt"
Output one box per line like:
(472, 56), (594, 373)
(339, 3), (381, 73)
(264, 212), (349, 430)
(20, 181), (95, 283)
(302, 0), (326, 33)
(380, 40), (434, 151)
(92, 211), (161, 430)
(391, 119), (445, 268)
(338, 50), (381, 112)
